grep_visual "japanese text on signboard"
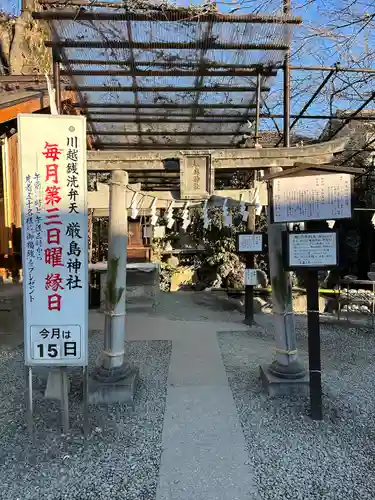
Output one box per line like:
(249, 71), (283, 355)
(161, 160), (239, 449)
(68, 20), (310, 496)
(42, 138), (84, 313)
(272, 174), (352, 223)
(19, 115), (88, 367)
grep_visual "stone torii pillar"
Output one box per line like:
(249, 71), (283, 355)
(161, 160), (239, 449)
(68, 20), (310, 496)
(89, 170), (138, 404)
(259, 168), (308, 396)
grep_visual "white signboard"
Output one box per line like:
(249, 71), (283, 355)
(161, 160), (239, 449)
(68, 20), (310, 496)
(238, 233), (263, 252)
(18, 115), (88, 366)
(244, 269), (258, 286)
(288, 232), (337, 267)
(273, 174), (352, 223)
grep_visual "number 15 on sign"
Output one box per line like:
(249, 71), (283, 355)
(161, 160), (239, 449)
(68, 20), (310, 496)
(30, 325), (82, 364)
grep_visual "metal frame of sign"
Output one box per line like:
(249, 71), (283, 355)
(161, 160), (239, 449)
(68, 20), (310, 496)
(236, 232), (266, 253)
(282, 229), (339, 271)
(269, 173), (354, 224)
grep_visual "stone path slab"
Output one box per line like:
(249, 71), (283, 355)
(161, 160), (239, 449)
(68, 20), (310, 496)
(157, 385), (259, 500)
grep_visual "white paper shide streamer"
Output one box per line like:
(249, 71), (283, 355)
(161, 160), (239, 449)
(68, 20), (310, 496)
(130, 192), (139, 219)
(326, 220), (335, 229)
(150, 198), (158, 226)
(371, 214), (375, 228)
(181, 201), (191, 231)
(222, 198), (232, 227)
(166, 200), (175, 229)
(240, 201), (249, 222)
(254, 187), (262, 216)
(203, 199), (210, 229)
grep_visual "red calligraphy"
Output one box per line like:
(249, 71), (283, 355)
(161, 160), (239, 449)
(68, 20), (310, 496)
(45, 219), (63, 226)
(45, 186), (61, 205)
(43, 141), (63, 312)
(46, 164), (59, 184)
(42, 142), (62, 162)
(45, 247), (63, 267)
(48, 293), (62, 311)
(47, 228), (61, 245)
(45, 209), (63, 226)
(45, 273), (64, 292)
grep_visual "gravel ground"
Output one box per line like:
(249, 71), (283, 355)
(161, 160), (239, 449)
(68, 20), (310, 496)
(0, 334), (171, 500)
(135, 290), (246, 323)
(218, 319), (375, 500)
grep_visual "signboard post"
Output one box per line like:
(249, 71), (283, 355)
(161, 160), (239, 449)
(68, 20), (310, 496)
(18, 114), (88, 436)
(283, 229), (339, 420)
(236, 232), (265, 325)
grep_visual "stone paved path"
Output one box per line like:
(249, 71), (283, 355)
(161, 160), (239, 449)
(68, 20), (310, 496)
(124, 293), (260, 500)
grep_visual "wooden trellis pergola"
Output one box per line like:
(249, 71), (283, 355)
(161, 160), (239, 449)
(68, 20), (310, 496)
(33, 0), (301, 150)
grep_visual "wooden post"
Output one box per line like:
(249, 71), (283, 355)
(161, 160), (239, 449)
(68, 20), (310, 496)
(254, 72), (261, 145)
(244, 206), (256, 324)
(306, 269), (323, 420)
(283, 0), (291, 148)
(52, 49), (62, 114)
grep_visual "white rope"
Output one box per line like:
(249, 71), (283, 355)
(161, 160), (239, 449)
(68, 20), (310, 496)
(103, 311), (126, 317)
(102, 350), (125, 357)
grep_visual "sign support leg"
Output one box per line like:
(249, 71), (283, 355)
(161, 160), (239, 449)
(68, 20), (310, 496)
(306, 269), (323, 421)
(83, 365), (89, 445)
(26, 366), (33, 439)
(60, 367), (69, 434)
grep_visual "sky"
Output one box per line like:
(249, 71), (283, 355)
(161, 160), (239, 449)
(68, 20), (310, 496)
(1, 0), (19, 15)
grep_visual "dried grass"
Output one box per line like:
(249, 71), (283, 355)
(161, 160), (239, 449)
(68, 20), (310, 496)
(23, 16), (51, 74)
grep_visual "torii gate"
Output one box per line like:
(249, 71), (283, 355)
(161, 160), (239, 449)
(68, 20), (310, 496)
(87, 137), (348, 403)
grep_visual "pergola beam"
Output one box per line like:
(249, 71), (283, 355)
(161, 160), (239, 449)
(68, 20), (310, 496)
(86, 113), (375, 121)
(75, 103), (257, 110)
(90, 117), (251, 123)
(92, 143), (243, 149)
(65, 85), (269, 93)
(65, 59), (278, 70)
(63, 59), (375, 76)
(45, 40), (289, 51)
(291, 65), (375, 74)
(89, 131), (252, 136)
(63, 61), (375, 74)
(34, 7), (302, 24)
(62, 68), (277, 78)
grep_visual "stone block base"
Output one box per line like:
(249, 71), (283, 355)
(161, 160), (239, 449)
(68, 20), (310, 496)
(88, 368), (139, 405)
(45, 369), (71, 401)
(260, 364), (309, 397)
